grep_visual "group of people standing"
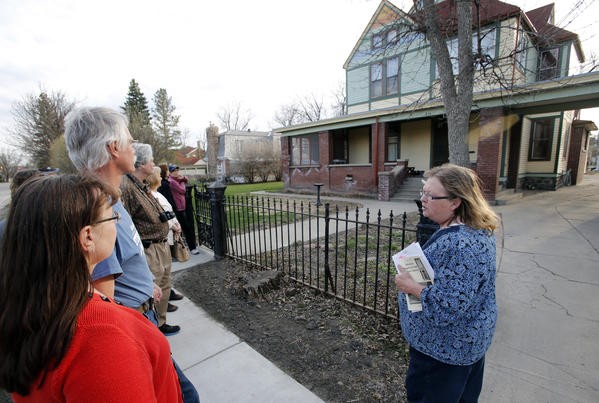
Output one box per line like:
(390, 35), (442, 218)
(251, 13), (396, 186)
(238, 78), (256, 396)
(0, 107), (199, 402)
(0, 104), (500, 403)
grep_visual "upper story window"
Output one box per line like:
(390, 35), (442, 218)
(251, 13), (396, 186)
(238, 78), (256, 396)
(515, 30), (528, 71)
(371, 57), (400, 98)
(437, 27), (497, 76)
(387, 29), (398, 45)
(371, 62), (383, 98)
(537, 47), (560, 81)
(371, 27), (399, 50)
(290, 134), (319, 165)
(529, 118), (554, 161)
(386, 57), (399, 95)
(372, 33), (383, 49)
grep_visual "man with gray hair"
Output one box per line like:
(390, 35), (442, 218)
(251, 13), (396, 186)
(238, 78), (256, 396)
(122, 142), (178, 335)
(64, 106), (199, 402)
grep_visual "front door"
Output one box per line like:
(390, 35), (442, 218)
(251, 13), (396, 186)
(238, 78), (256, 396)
(431, 118), (449, 167)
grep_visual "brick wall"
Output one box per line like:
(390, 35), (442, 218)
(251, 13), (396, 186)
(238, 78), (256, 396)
(477, 108), (503, 201)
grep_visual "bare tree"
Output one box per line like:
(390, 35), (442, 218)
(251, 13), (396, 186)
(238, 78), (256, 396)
(0, 149), (22, 182)
(298, 94), (326, 122)
(331, 81), (347, 117)
(273, 94), (328, 128)
(217, 101), (253, 131)
(10, 90), (75, 168)
(273, 103), (302, 128)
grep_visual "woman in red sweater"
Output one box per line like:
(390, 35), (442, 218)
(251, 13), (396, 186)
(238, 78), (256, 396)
(0, 174), (182, 402)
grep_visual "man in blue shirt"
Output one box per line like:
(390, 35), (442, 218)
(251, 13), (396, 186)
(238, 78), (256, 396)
(64, 106), (199, 403)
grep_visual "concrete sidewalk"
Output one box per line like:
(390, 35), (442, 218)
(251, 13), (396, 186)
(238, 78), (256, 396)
(168, 248), (324, 403)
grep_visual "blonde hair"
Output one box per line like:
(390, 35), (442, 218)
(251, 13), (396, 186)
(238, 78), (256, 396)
(424, 164), (499, 232)
(146, 166), (162, 190)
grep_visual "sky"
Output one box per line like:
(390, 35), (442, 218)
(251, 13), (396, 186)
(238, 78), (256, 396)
(1, 0), (599, 151)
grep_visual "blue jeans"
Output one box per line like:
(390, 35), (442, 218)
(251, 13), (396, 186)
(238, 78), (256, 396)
(144, 309), (200, 403)
(406, 347), (484, 403)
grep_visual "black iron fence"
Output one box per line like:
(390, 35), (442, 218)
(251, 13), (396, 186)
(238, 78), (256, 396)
(222, 194), (421, 319)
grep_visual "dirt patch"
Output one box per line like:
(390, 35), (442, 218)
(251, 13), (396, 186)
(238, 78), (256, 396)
(173, 258), (409, 402)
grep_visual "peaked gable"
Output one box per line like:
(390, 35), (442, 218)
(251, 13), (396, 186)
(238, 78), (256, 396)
(343, 0), (408, 69)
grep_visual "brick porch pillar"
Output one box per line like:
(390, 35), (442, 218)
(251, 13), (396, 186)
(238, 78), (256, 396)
(477, 108), (504, 201)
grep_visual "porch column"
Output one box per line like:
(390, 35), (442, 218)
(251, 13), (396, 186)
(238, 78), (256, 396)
(477, 107), (504, 201)
(281, 136), (290, 189)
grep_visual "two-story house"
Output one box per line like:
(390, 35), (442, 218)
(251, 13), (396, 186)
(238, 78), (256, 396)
(206, 128), (281, 181)
(278, 0), (599, 201)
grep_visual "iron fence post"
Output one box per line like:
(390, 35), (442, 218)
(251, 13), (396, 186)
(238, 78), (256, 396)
(324, 203), (335, 294)
(208, 181), (227, 260)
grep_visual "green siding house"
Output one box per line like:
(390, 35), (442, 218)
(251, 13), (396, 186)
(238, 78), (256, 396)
(278, 0), (599, 201)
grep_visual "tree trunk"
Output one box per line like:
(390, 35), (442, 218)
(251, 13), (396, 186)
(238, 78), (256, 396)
(423, 0), (474, 167)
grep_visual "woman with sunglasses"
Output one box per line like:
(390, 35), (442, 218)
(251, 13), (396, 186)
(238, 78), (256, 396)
(395, 163), (499, 403)
(0, 175), (182, 402)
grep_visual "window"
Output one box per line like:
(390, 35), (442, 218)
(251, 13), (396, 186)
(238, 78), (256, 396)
(372, 33), (383, 49)
(537, 48), (560, 81)
(515, 31), (528, 71)
(370, 63), (383, 98)
(290, 134), (319, 165)
(437, 27), (497, 76)
(387, 29), (398, 45)
(386, 123), (400, 162)
(332, 132), (348, 164)
(386, 57), (399, 95)
(387, 136), (399, 161)
(529, 118), (554, 161)
(371, 58), (399, 98)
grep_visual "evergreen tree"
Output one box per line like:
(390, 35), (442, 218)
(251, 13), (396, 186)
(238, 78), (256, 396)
(151, 88), (182, 162)
(121, 79), (155, 145)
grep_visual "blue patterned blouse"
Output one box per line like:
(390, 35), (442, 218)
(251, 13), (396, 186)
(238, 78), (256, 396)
(398, 225), (497, 365)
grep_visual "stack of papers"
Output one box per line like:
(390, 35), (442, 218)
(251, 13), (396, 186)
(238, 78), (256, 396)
(392, 242), (434, 312)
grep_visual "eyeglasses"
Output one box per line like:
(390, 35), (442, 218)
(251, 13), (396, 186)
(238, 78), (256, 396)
(92, 211), (120, 225)
(420, 190), (451, 200)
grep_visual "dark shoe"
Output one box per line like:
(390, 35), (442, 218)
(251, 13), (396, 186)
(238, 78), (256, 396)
(159, 323), (181, 336)
(167, 303), (178, 312)
(169, 289), (183, 301)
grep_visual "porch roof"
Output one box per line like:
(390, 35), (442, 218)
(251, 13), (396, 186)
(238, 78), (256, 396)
(277, 71), (599, 136)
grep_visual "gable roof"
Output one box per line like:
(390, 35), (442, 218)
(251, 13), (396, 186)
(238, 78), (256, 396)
(343, 0), (408, 69)
(525, 3), (554, 28)
(525, 3), (584, 62)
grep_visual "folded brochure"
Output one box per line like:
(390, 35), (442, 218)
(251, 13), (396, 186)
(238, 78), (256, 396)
(392, 242), (434, 312)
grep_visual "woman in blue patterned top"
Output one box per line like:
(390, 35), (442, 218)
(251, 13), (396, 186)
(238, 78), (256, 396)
(395, 163), (499, 403)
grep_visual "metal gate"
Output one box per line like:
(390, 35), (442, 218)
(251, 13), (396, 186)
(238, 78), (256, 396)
(193, 184), (214, 249)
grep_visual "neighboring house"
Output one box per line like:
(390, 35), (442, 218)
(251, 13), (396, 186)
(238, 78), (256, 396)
(207, 129), (281, 180)
(278, 0), (599, 201)
(172, 145), (207, 178)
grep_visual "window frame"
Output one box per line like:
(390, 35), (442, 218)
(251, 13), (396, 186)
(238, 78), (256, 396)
(528, 118), (555, 161)
(290, 134), (319, 166)
(370, 57), (400, 99)
(537, 47), (561, 81)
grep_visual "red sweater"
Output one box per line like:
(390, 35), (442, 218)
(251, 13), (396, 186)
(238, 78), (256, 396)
(13, 294), (182, 403)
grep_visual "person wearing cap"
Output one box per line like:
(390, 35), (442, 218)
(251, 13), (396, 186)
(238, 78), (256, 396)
(168, 165), (199, 255)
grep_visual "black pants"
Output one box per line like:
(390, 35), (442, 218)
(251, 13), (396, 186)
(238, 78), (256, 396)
(406, 347), (485, 403)
(175, 210), (196, 251)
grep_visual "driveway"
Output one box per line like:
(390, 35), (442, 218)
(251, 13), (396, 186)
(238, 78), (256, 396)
(482, 174), (599, 402)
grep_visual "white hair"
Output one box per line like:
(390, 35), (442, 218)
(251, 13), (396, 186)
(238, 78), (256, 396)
(64, 107), (130, 172)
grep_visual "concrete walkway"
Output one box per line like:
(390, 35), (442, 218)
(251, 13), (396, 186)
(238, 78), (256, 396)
(169, 248), (324, 403)
(483, 173), (599, 402)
